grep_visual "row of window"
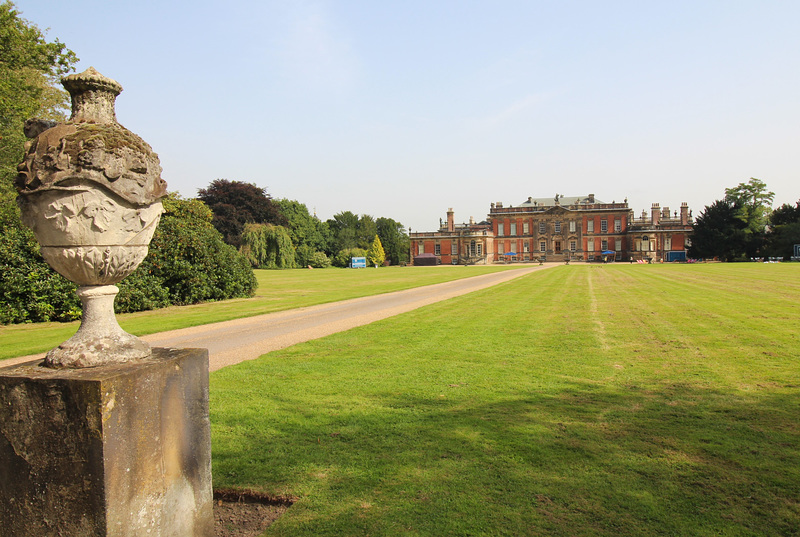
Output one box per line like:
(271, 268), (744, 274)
(497, 218), (622, 236)
(428, 241), (484, 256)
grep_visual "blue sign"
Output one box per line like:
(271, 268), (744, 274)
(351, 257), (367, 268)
(795, 244), (800, 257)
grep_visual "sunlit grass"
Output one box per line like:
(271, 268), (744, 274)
(0, 264), (520, 360)
(211, 263), (800, 536)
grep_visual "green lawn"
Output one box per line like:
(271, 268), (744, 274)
(0, 264), (519, 360)
(211, 263), (800, 536)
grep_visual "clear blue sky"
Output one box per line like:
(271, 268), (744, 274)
(17, 0), (799, 231)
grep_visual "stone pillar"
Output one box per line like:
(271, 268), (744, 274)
(0, 348), (213, 536)
(447, 208), (455, 232)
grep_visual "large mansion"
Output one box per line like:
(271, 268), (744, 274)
(409, 194), (693, 264)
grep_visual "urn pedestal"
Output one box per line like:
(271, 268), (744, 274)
(2, 68), (213, 536)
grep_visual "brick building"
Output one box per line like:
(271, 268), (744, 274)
(410, 195), (693, 264)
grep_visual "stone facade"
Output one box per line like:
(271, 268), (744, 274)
(410, 195), (693, 264)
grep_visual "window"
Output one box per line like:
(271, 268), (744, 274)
(614, 219), (621, 232)
(555, 240), (562, 253)
(540, 241), (546, 252)
(523, 222), (529, 234)
(570, 240), (577, 251)
(435, 244), (441, 255)
(554, 221), (561, 233)
(601, 240), (608, 251)
(601, 219), (608, 233)
(470, 240), (476, 256)
(587, 220), (594, 233)
(451, 242), (457, 255)
(587, 239), (595, 252)
(569, 221), (576, 233)
(523, 241), (529, 253)
(498, 242), (504, 254)
(539, 221), (546, 234)
(476, 243), (482, 256)
(615, 239), (621, 251)
(418, 243), (424, 255)
(498, 223), (504, 236)
(665, 237), (672, 250)
(510, 222), (517, 235)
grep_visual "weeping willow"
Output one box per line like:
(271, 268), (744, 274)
(240, 223), (296, 269)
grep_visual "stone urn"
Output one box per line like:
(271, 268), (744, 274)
(16, 67), (168, 368)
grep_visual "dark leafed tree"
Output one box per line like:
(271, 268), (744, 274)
(724, 178), (775, 258)
(376, 217), (409, 265)
(197, 179), (286, 248)
(765, 201), (800, 259)
(688, 199), (747, 261)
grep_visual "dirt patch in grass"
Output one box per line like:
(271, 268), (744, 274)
(214, 489), (294, 537)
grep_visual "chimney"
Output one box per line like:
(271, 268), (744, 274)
(469, 216), (475, 225)
(680, 202), (689, 225)
(651, 203), (660, 225)
(662, 206), (670, 220)
(588, 193), (595, 203)
(447, 208), (455, 232)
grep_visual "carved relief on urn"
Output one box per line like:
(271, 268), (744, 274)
(16, 67), (168, 368)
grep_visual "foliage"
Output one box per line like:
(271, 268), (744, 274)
(211, 264), (800, 536)
(197, 179), (286, 248)
(326, 211), (360, 253)
(376, 216), (409, 265)
(366, 234), (386, 267)
(307, 250), (332, 268)
(0, 202), (80, 323)
(724, 177), (775, 257)
(333, 247), (367, 268)
(274, 198), (329, 253)
(240, 223), (296, 269)
(0, 1), (77, 198)
(765, 201), (800, 259)
(688, 198), (747, 261)
(116, 194), (256, 311)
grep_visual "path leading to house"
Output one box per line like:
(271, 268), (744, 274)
(6, 264), (555, 371)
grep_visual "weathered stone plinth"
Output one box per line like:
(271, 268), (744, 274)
(0, 348), (213, 536)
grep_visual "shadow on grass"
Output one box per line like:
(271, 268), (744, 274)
(211, 379), (800, 536)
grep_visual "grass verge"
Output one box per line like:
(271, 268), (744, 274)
(211, 263), (800, 536)
(0, 265), (521, 360)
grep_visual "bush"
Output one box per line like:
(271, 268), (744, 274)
(333, 248), (367, 268)
(308, 251), (332, 268)
(129, 195), (257, 307)
(0, 202), (80, 323)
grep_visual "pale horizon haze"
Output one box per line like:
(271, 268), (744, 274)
(15, 0), (800, 231)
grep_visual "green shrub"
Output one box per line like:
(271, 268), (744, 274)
(0, 202), (80, 323)
(333, 247), (367, 268)
(308, 250), (332, 268)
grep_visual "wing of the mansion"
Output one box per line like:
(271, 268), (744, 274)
(409, 194), (693, 265)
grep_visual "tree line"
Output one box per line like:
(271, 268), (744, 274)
(196, 179), (409, 270)
(689, 178), (800, 262)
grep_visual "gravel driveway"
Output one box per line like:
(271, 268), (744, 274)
(4, 265), (553, 371)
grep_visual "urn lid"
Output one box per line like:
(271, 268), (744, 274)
(16, 67), (167, 206)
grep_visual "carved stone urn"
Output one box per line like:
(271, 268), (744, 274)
(16, 67), (168, 368)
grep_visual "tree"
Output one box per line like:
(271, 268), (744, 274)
(274, 198), (330, 266)
(764, 201), (800, 259)
(0, 1), (77, 197)
(366, 235), (386, 267)
(240, 223), (296, 269)
(327, 211), (360, 254)
(688, 199), (747, 261)
(197, 179), (286, 248)
(376, 217), (409, 265)
(724, 178), (775, 258)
